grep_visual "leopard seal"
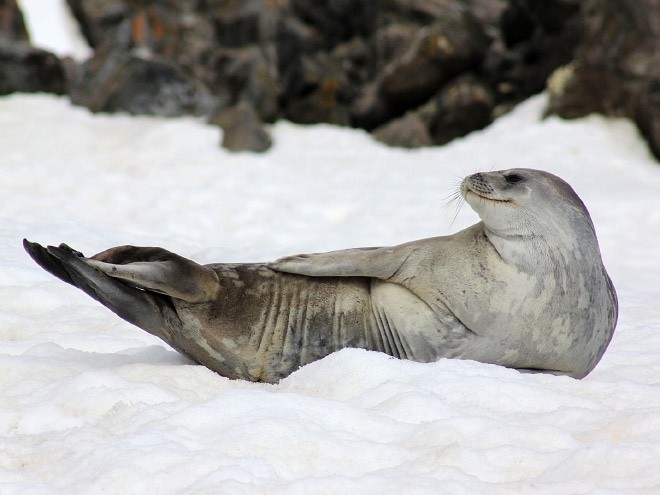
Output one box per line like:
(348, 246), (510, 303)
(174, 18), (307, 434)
(23, 168), (617, 381)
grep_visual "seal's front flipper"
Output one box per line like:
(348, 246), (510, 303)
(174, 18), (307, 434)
(269, 245), (413, 279)
(88, 246), (220, 303)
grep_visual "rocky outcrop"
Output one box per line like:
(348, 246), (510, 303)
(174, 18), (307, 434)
(0, 0), (66, 95)
(0, 40), (66, 95)
(0, 0), (29, 42)
(421, 74), (495, 145)
(210, 101), (272, 153)
(546, 0), (660, 159)
(1, 0), (658, 158)
(68, 21), (215, 117)
(494, 0), (581, 106)
(57, 0), (582, 151)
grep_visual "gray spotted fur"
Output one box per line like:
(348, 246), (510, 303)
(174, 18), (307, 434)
(23, 168), (618, 381)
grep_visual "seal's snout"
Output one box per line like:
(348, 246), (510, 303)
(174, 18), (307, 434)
(469, 173), (494, 195)
(463, 172), (497, 200)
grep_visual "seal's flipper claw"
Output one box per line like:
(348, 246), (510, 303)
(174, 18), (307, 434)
(57, 243), (84, 257)
(23, 238), (77, 286)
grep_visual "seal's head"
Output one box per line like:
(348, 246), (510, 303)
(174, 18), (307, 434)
(461, 168), (617, 378)
(461, 168), (597, 250)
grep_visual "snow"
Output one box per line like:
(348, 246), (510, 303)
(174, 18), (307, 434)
(2, 93), (660, 495)
(3, 2), (660, 493)
(16, 0), (91, 60)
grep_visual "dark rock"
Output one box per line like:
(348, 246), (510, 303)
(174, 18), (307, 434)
(420, 74), (495, 145)
(529, 0), (581, 34)
(0, 40), (66, 95)
(213, 0), (262, 47)
(489, 0), (582, 106)
(546, 0), (660, 159)
(208, 45), (279, 123)
(380, 11), (488, 112)
(635, 78), (660, 160)
(499, 1), (535, 47)
(290, 0), (379, 47)
(282, 51), (351, 125)
(354, 6), (488, 130)
(278, 31), (375, 127)
(546, 63), (630, 118)
(370, 73), (494, 149)
(210, 101), (272, 153)
(23, 0), (658, 157)
(500, 0), (580, 48)
(106, 55), (214, 116)
(284, 81), (349, 126)
(464, 0), (508, 32)
(66, 0), (128, 48)
(350, 24), (419, 129)
(576, 0), (657, 78)
(350, 82), (390, 130)
(0, 0), (29, 41)
(273, 14), (325, 114)
(212, 0), (283, 48)
(70, 22), (215, 116)
(381, 0), (462, 24)
(138, 6), (218, 92)
(370, 22), (419, 73)
(0, 1), (67, 95)
(373, 111), (433, 148)
(274, 14), (324, 73)
(122, 4), (186, 58)
(330, 37), (374, 97)
(67, 1), (216, 86)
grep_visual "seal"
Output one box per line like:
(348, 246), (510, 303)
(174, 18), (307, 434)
(23, 168), (618, 381)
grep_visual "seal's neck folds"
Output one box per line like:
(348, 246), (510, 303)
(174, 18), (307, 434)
(483, 213), (602, 278)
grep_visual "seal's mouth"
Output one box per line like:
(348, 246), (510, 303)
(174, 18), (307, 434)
(464, 188), (512, 204)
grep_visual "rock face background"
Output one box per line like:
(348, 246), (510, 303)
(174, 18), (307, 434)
(0, 0), (66, 95)
(2, 0), (659, 158)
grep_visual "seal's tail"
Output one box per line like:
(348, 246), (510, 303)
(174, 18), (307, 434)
(22, 239), (180, 343)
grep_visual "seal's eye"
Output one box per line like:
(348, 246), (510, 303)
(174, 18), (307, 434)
(505, 174), (523, 184)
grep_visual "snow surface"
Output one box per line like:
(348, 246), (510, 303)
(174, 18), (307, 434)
(16, 0), (91, 60)
(3, 2), (660, 492)
(2, 93), (660, 495)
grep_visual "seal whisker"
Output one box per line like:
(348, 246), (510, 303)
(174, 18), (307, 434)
(442, 187), (465, 230)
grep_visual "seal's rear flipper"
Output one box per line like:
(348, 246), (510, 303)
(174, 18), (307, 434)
(23, 239), (178, 342)
(23, 239), (78, 286)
